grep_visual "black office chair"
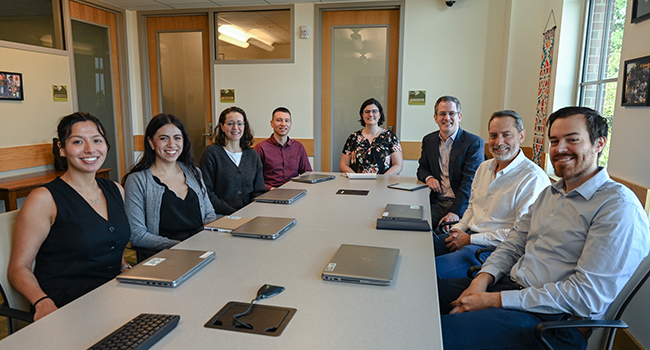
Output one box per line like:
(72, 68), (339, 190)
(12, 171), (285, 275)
(534, 253), (650, 350)
(432, 220), (459, 239)
(0, 210), (34, 334)
(467, 246), (497, 278)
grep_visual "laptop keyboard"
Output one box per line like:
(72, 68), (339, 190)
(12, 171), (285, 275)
(88, 313), (180, 350)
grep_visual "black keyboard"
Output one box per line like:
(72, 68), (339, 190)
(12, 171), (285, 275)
(88, 313), (180, 350)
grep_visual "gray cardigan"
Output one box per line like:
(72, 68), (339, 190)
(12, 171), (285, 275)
(199, 145), (267, 215)
(124, 162), (218, 251)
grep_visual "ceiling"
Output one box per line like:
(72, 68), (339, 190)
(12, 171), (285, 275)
(97, 0), (379, 11)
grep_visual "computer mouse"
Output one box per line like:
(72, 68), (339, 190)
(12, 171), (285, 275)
(256, 284), (285, 300)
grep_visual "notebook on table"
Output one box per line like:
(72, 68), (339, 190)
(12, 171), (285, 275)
(343, 173), (377, 180)
(230, 216), (297, 240)
(321, 244), (400, 286)
(382, 204), (424, 221)
(292, 173), (336, 184)
(253, 189), (307, 204)
(204, 216), (254, 232)
(117, 249), (215, 288)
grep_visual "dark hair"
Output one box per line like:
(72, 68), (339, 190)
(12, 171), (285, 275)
(57, 112), (111, 151)
(547, 106), (608, 158)
(358, 98), (385, 127)
(434, 96), (462, 115)
(489, 110), (524, 133)
(547, 106), (608, 144)
(215, 106), (254, 149)
(122, 113), (202, 187)
(272, 107), (291, 119)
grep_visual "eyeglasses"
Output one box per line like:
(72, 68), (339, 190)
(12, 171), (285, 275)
(436, 111), (459, 117)
(363, 109), (380, 115)
(225, 121), (245, 127)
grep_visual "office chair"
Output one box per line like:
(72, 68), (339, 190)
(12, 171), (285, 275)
(535, 253), (650, 350)
(0, 210), (34, 334)
(432, 220), (459, 238)
(467, 246), (497, 278)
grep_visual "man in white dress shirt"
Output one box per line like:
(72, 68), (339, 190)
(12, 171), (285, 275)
(435, 110), (550, 281)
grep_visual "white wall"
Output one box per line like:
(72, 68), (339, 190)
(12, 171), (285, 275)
(212, 3), (315, 140)
(612, 1), (650, 348)
(0, 47), (74, 149)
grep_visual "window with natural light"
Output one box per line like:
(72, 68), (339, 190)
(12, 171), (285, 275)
(578, 0), (626, 167)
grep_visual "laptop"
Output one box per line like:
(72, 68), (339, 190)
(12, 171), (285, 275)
(230, 216), (297, 240)
(382, 204), (424, 221)
(253, 188), (307, 204)
(204, 215), (254, 232)
(292, 173), (336, 184)
(322, 244), (400, 286)
(387, 182), (428, 191)
(117, 249), (215, 288)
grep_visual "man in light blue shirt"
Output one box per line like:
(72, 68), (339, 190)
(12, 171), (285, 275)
(438, 106), (650, 350)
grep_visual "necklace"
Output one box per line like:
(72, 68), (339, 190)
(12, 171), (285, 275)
(88, 198), (100, 204)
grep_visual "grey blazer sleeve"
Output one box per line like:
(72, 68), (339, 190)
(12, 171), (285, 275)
(250, 151), (267, 200)
(124, 171), (179, 251)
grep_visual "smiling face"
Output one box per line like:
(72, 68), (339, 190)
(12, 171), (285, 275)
(549, 113), (605, 188)
(60, 121), (107, 173)
(362, 104), (381, 127)
(148, 123), (183, 165)
(271, 111), (292, 138)
(488, 116), (524, 162)
(434, 101), (462, 137)
(221, 111), (245, 142)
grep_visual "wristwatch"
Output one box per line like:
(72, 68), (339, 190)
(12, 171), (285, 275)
(120, 264), (132, 273)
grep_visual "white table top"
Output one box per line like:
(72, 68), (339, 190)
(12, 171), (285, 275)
(0, 173), (442, 349)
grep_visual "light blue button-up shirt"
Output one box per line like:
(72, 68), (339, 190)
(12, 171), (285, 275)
(481, 168), (650, 319)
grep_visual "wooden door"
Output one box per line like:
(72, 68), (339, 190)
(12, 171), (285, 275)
(321, 9), (400, 171)
(69, 1), (126, 178)
(145, 15), (213, 157)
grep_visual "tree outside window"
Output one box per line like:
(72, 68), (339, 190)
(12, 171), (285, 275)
(578, 0), (627, 167)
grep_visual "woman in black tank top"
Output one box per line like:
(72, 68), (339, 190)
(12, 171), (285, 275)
(8, 112), (131, 321)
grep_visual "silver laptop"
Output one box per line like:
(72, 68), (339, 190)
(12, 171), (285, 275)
(382, 204), (424, 221)
(231, 216), (297, 240)
(322, 244), (400, 286)
(387, 182), (428, 191)
(253, 188), (307, 204)
(117, 249), (215, 288)
(292, 173), (336, 184)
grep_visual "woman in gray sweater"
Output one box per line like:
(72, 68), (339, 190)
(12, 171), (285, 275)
(200, 106), (266, 215)
(123, 114), (217, 252)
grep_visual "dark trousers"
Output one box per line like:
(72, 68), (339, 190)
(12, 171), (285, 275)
(430, 197), (454, 227)
(438, 277), (588, 350)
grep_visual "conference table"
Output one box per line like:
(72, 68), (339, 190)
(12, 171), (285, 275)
(0, 173), (443, 349)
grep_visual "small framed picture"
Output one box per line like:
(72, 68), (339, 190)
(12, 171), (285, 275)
(632, 0), (650, 24)
(622, 55), (650, 106)
(0, 71), (24, 101)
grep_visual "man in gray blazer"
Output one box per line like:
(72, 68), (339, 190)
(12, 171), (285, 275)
(417, 96), (484, 236)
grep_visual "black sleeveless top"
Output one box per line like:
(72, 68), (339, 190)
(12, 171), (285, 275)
(153, 176), (203, 242)
(34, 177), (130, 308)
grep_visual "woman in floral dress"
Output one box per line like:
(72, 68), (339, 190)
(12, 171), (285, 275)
(339, 98), (403, 174)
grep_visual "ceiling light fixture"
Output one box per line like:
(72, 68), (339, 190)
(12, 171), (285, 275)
(218, 25), (250, 48)
(219, 33), (249, 48)
(248, 37), (275, 52)
(350, 30), (364, 51)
